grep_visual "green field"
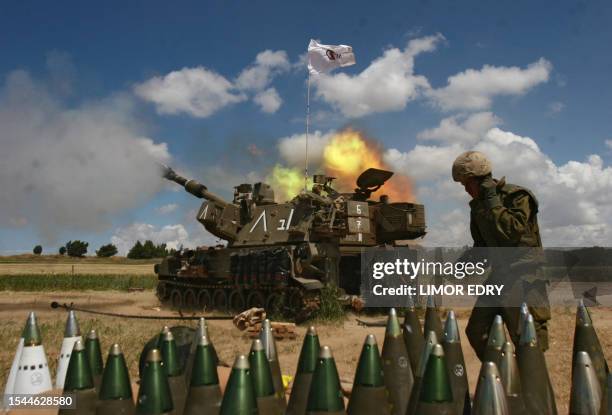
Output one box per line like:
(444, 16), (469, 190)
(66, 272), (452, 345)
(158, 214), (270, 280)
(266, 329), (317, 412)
(0, 255), (158, 291)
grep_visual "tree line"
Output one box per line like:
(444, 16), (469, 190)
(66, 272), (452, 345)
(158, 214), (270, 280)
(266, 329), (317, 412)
(32, 240), (174, 259)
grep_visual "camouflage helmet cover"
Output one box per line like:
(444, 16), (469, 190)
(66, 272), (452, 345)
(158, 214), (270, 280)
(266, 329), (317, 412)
(452, 151), (492, 182)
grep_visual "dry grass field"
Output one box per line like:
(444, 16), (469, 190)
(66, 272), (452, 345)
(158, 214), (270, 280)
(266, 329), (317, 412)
(0, 255), (156, 275)
(1, 290), (611, 414)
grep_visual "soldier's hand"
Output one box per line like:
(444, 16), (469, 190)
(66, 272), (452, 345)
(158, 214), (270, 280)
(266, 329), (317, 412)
(479, 175), (501, 209)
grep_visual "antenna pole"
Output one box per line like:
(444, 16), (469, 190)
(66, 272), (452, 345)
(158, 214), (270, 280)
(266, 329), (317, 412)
(304, 73), (311, 191)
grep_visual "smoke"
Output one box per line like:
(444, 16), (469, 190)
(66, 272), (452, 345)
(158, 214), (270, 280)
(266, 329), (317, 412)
(267, 165), (313, 201)
(0, 69), (170, 241)
(272, 128), (415, 202)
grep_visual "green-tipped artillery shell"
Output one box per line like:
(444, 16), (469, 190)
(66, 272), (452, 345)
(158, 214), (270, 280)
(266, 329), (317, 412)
(415, 344), (454, 415)
(136, 349), (173, 415)
(406, 330), (438, 415)
(382, 308), (413, 415)
(161, 330), (182, 377)
(570, 351), (602, 415)
(483, 315), (507, 366)
(517, 315), (557, 415)
(97, 344), (134, 415)
(249, 339), (275, 397)
(573, 300), (609, 413)
(348, 334), (390, 415)
(250, 339), (283, 415)
(306, 346), (345, 415)
(86, 330), (104, 390)
(64, 340), (93, 392)
(403, 301), (424, 374)
(161, 331), (186, 415)
(185, 318), (219, 385)
(184, 335), (221, 415)
(60, 340), (96, 415)
(498, 341), (526, 414)
(442, 310), (470, 415)
(220, 355), (258, 415)
(472, 361), (509, 415)
(287, 326), (320, 415)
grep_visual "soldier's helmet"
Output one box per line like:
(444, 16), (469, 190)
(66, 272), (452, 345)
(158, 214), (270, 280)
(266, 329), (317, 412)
(452, 151), (492, 182)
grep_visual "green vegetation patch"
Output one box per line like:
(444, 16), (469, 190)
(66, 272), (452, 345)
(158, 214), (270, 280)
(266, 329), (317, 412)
(311, 285), (346, 323)
(0, 274), (157, 291)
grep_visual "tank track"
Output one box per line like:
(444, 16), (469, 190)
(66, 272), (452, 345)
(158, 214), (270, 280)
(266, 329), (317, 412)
(156, 278), (320, 322)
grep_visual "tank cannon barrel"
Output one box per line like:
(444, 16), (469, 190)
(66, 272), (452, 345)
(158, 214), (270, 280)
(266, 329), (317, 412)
(160, 164), (227, 206)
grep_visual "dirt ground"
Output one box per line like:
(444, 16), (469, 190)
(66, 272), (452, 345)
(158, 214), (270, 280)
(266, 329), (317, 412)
(1, 290), (611, 414)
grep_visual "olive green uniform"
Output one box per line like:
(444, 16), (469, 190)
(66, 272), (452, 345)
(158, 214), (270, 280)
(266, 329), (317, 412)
(465, 179), (551, 360)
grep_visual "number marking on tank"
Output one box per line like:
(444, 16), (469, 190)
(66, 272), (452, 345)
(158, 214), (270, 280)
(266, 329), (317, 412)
(277, 208), (295, 230)
(250, 210), (268, 233)
(198, 204), (209, 220)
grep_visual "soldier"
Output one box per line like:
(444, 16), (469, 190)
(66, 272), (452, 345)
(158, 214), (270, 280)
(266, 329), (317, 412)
(452, 150), (550, 359)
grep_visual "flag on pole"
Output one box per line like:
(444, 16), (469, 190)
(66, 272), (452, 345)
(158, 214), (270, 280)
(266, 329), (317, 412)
(307, 39), (356, 75)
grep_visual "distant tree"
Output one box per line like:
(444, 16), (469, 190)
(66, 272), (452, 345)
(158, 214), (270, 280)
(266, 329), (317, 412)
(65, 240), (88, 257)
(127, 241), (144, 259)
(142, 240), (156, 258)
(96, 243), (118, 258)
(59, 246), (67, 256)
(33, 245), (42, 255)
(127, 240), (169, 259)
(156, 243), (169, 257)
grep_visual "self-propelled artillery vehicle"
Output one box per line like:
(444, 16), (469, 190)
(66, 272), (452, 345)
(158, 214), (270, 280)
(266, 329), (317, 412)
(155, 165), (426, 319)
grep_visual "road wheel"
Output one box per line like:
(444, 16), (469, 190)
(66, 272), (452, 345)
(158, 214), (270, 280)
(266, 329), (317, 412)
(156, 282), (169, 301)
(265, 292), (282, 315)
(246, 290), (266, 309)
(212, 289), (228, 312)
(229, 290), (246, 312)
(183, 289), (197, 310)
(286, 289), (303, 315)
(197, 289), (212, 311)
(170, 289), (183, 309)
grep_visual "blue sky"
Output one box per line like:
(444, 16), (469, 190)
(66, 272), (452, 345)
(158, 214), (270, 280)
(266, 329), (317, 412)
(1, 0), (611, 254)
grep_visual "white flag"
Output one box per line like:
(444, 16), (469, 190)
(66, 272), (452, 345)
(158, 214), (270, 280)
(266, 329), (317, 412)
(307, 39), (356, 75)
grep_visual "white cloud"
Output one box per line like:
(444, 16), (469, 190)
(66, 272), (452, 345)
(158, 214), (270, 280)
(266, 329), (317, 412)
(387, 121), (612, 245)
(541, 224), (611, 247)
(313, 34), (445, 117)
(385, 143), (464, 182)
(422, 208), (471, 246)
(254, 88), (282, 113)
(235, 50), (290, 91)
(135, 50), (290, 117)
(111, 223), (215, 255)
(134, 67), (246, 118)
(417, 112), (501, 144)
(156, 203), (178, 214)
(547, 101), (565, 114)
(277, 130), (335, 167)
(428, 58), (552, 111)
(605, 139), (612, 150)
(466, 128), (612, 232)
(0, 70), (170, 241)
